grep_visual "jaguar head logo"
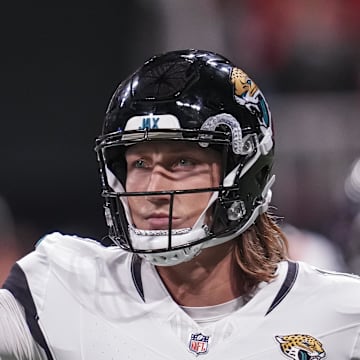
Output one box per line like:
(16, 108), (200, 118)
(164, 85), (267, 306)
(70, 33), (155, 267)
(275, 334), (326, 360)
(231, 67), (258, 98)
(230, 67), (271, 127)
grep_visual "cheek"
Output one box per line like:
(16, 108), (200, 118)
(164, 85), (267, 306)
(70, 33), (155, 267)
(211, 162), (222, 187)
(177, 192), (212, 218)
(126, 197), (146, 227)
(180, 192), (210, 205)
(186, 164), (221, 190)
(127, 195), (144, 211)
(125, 173), (141, 192)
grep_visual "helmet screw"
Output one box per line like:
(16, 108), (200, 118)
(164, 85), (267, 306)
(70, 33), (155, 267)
(227, 200), (246, 221)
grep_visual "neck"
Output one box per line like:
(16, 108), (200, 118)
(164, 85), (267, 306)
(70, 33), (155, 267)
(156, 240), (244, 307)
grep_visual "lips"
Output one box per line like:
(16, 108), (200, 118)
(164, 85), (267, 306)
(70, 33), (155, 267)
(145, 213), (179, 229)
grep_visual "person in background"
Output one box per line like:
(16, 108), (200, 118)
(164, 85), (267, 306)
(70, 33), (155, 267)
(283, 223), (348, 272)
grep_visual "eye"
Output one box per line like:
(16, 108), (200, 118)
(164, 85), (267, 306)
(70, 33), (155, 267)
(134, 159), (146, 168)
(175, 158), (194, 168)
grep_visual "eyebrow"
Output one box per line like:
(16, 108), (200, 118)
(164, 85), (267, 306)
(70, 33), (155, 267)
(127, 146), (199, 156)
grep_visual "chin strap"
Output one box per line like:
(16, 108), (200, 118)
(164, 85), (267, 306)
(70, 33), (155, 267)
(129, 224), (209, 266)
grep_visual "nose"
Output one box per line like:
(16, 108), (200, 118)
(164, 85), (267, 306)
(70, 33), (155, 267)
(145, 166), (172, 203)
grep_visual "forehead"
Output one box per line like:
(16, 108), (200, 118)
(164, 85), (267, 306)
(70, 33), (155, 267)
(125, 141), (219, 159)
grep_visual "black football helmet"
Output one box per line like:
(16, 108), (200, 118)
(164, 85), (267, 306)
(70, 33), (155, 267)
(95, 49), (274, 266)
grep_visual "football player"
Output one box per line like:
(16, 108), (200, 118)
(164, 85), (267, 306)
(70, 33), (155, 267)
(1, 49), (360, 359)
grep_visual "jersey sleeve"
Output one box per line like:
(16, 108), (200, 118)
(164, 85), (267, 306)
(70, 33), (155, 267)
(0, 289), (46, 360)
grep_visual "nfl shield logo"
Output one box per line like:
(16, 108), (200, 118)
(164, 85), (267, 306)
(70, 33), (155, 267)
(189, 333), (210, 355)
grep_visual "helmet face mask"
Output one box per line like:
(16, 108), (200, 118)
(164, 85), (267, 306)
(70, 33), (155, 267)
(95, 49), (274, 266)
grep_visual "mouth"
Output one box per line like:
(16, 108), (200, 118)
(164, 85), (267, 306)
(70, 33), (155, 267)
(145, 213), (180, 229)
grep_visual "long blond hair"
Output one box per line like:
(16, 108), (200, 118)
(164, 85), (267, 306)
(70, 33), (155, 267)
(234, 213), (289, 294)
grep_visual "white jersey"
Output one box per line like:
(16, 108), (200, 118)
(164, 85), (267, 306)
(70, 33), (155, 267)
(1, 232), (360, 359)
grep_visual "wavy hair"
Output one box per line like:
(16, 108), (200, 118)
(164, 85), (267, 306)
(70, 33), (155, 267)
(234, 213), (289, 294)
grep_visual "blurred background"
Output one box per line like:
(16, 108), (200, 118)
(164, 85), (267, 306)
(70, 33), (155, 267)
(1, 0), (360, 282)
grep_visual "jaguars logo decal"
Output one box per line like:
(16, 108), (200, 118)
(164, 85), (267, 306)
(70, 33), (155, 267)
(231, 67), (258, 97)
(275, 334), (326, 360)
(230, 67), (270, 127)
